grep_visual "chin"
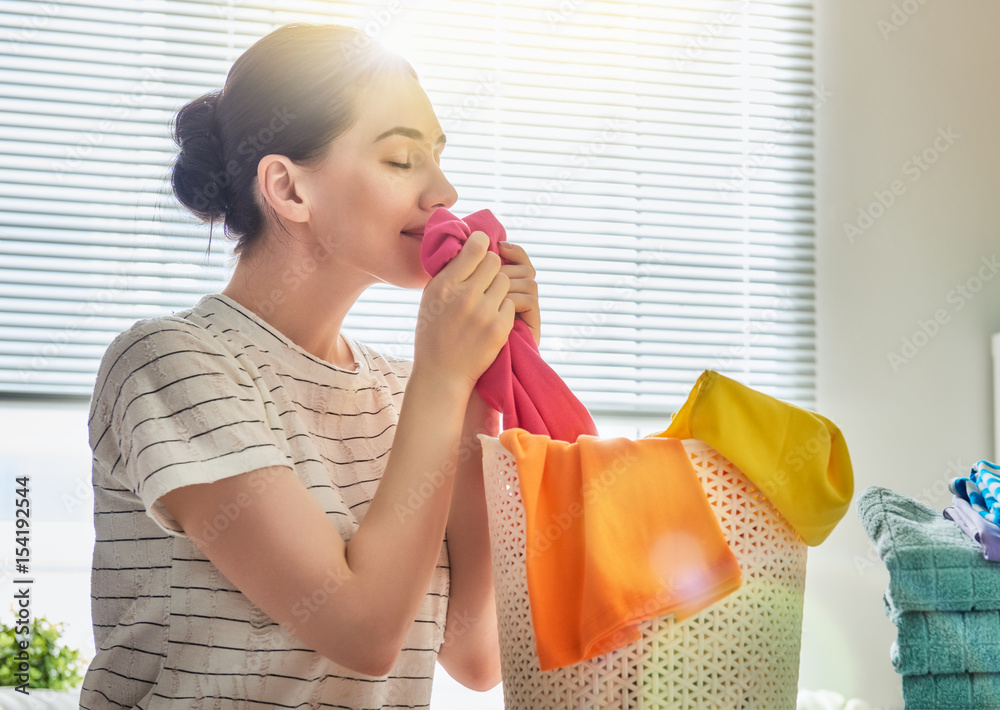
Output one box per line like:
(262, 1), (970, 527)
(387, 268), (432, 290)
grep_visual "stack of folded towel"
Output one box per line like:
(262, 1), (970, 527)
(858, 486), (1000, 709)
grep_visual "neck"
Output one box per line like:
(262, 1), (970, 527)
(222, 234), (374, 369)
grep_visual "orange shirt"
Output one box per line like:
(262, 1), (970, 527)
(499, 429), (742, 671)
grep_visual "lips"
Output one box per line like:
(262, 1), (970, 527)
(401, 227), (425, 239)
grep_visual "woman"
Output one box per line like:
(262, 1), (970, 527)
(82, 23), (540, 708)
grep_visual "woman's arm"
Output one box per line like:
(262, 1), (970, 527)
(160, 233), (514, 677)
(435, 390), (502, 690)
(437, 240), (540, 689)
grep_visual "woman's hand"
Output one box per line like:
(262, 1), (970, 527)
(499, 241), (540, 346)
(414, 231), (515, 392)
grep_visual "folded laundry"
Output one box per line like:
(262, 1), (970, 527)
(950, 477), (992, 520)
(951, 459), (1000, 525)
(858, 487), (1000, 618)
(421, 208), (598, 442)
(944, 495), (1000, 561)
(892, 609), (1000, 675)
(902, 672), (1000, 710)
(498, 428), (742, 671)
(653, 370), (853, 546)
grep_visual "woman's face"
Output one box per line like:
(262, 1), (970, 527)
(303, 72), (458, 289)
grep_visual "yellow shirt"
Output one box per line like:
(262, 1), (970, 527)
(653, 370), (854, 546)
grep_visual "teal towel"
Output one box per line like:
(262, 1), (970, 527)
(857, 486), (1000, 616)
(903, 673), (1000, 709)
(893, 610), (1000, 675)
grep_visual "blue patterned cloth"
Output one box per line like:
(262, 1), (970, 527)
(950, 460), (1000, 524)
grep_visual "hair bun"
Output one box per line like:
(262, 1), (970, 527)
(171, 90), (230, 222)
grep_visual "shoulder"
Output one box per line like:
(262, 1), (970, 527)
(90, 309), (246, 423)
(97, 312), (226, 383)
(100, 294), (247, 362)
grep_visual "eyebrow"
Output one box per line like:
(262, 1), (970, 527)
(374, 126), (447, 146)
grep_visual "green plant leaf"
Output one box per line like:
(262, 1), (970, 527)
(0, 612), (86, 689)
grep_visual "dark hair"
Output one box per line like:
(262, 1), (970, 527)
(171, 23), (417, 255)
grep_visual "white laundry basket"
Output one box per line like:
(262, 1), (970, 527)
(480, 436), (808, 710)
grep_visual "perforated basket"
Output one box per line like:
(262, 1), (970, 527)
(480, 436), (808, 710)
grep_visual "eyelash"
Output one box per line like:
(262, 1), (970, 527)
(388, 161), (412, 170)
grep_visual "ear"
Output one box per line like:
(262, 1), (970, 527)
(257, 154), (309, 224)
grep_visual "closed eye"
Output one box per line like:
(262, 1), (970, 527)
(388, 161), (412, 169)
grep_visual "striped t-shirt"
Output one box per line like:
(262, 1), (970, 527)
(82, 294), (450, 709)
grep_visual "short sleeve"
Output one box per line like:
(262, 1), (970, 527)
(91, 318), (293, 536)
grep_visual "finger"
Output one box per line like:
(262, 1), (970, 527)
(498, 297), (517, 328)
(499, 263), (536, 282)
(481, 270), (512, 311)
(503, 275), (538, 299)
(504, 292), (537, 314)
(436, 231), (491, 282)
(464, 250), (503, 294)
(498, 241), (533, 269)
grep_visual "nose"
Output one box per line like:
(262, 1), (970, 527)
(423, 159), (458, 212)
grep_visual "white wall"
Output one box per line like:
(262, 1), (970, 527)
(805, 0), (1000, 706)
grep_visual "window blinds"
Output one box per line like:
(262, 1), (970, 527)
(0, 0), (816, 414)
